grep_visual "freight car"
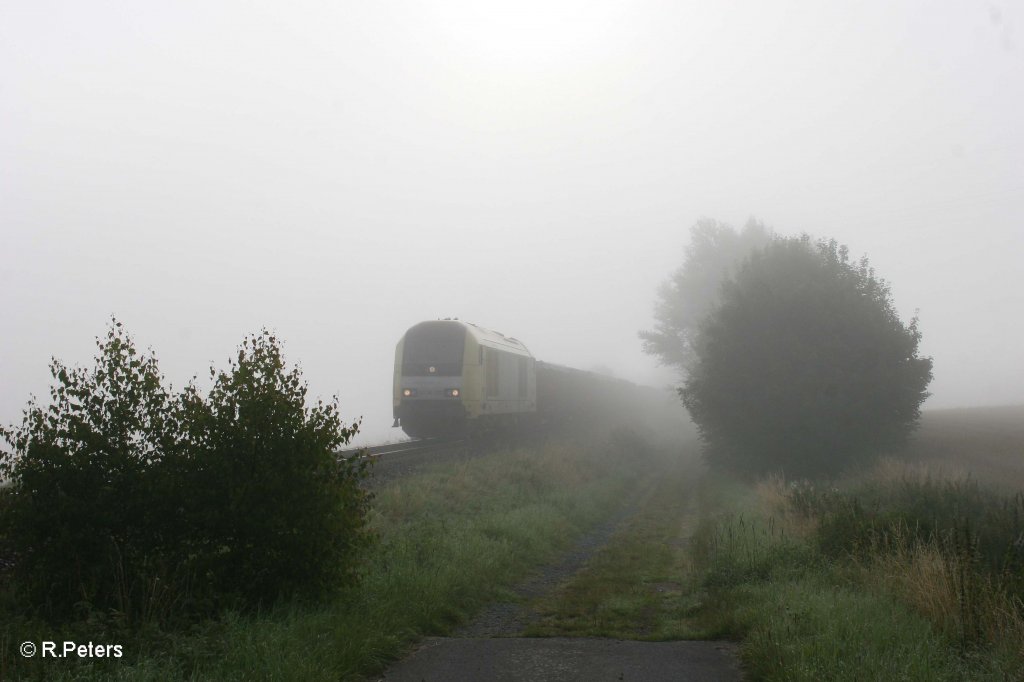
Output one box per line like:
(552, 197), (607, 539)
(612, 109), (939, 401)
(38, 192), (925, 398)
(392, 319), (661, 439)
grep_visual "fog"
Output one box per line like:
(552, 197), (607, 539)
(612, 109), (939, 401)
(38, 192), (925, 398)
(2, 1), (1021, 445)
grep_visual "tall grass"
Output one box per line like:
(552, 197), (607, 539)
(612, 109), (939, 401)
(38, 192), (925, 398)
(690, 511), (817, 591)
(788, 467), (1024, 666)
(686, 459), (1024, 680)
(856, 522), (1024, 658)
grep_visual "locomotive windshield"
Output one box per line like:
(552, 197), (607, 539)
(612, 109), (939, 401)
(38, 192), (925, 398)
(402, 322), (466, 376)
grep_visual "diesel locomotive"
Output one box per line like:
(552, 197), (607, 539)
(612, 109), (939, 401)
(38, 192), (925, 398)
(392, 319), (537, 438)
(393, 319), (669, 439)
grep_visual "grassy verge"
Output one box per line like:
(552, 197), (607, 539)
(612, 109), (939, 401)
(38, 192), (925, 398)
(684, 468), (1024, 680)
(2, 434), (659, 680)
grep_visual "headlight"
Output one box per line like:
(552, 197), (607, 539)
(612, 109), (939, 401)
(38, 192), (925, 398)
(446, 388), (460, 397)
(402, 388), (416, 397)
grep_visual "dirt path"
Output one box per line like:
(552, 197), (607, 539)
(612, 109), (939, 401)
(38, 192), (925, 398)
(455, 483), (649, 638)
(377, 477), (744, 681)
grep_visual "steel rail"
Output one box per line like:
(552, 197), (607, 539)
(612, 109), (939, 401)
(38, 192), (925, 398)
(338, 437), (462, 461)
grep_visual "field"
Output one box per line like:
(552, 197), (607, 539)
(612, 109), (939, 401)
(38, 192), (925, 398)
(901, 406), (1024, 489)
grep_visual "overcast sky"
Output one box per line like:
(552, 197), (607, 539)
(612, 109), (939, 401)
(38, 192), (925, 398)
(2, 0), (1021, 445)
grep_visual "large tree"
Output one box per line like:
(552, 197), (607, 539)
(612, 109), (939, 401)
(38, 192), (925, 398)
(682, 236), (933, 477)
(640, 218), (772, 373)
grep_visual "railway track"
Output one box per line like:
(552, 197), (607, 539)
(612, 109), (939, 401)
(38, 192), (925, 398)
(339, 437), (463, 460)
(339, 437), (468, 484)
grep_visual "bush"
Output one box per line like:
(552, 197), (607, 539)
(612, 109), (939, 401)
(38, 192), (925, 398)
(0, 321), (369, 623)
(0, 321), (182, 620)
(178, 331), (371, 605)
(682, 236), (933, 477)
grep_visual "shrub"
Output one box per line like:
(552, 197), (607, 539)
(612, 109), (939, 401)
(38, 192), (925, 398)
(0, 321), (182, 620)
(0, 321), (369, 623)
(177, 331), (371, 605)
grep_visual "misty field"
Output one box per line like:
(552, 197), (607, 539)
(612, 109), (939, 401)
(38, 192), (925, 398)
(901, 406), (1024, 490)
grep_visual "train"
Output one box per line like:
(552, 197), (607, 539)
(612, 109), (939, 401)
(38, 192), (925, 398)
(392, 319), (665, 439)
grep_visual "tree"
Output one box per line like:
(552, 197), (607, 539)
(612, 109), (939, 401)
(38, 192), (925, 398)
(179, 330), (371, 604)
(0, 321), (370, 621)
(640, 218), (772, 374)
(0, 320), (185, 617)
(681, 236), (933, 477)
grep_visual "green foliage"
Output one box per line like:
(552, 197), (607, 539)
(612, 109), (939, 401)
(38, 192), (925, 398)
(682, 236), (933, 477)
(727, 581), (986, 681)
(0, 321), (184, 621)
(0, 320), (369, 624)
(693, 513), (817, 590)
(779, 475), (1024, 662)
(688, 474), (1021, 680)
(640, 218), (772, 372)
(794, 477), (1024, 586)
(178, 330), (372, 605)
